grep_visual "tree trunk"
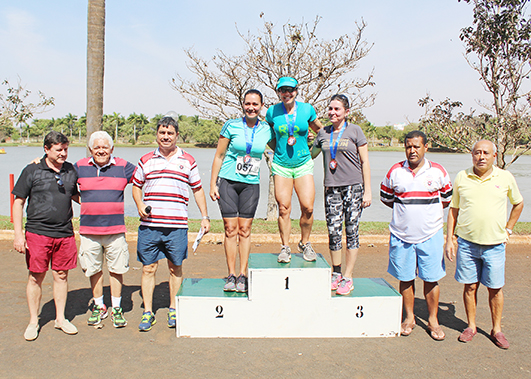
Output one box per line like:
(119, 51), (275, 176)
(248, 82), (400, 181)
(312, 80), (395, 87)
(86, 0), (105, 156)
(264, 151), (278, 221)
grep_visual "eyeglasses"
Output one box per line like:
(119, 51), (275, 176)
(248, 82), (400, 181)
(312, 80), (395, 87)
(278, 87), (297, 93)
(54, 173), (64, 187)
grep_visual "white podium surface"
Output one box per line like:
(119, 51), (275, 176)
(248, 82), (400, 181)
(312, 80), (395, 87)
(176, 253), (402, 338)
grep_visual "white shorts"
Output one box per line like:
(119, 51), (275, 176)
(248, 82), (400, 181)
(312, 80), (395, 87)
(79, 233), (129, 277)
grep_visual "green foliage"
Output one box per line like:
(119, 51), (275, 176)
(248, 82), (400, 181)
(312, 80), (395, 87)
(436, 0), (531, 167)
(193, 119), (223, 146)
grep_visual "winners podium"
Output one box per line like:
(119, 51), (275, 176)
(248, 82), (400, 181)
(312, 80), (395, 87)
(176, 253), (402, 338)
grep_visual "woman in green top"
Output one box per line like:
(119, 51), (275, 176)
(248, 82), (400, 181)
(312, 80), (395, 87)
(210, 89), (273, 293)
(266, 77), (322, 263)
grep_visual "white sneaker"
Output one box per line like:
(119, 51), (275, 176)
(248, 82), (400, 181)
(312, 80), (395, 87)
(298, 241), (317, 262)
(277, 245), (291, 263)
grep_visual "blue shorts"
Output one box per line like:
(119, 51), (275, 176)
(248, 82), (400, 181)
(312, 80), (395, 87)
(387, 229), (446, 282)
(137, 226), (188, 266)
(455, 237), (505, 289)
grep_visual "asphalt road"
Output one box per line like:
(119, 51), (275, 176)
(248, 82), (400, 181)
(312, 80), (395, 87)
(1, 237), (530, 379)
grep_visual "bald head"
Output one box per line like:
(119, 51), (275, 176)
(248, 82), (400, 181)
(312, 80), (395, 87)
(472, 139), (497, 154)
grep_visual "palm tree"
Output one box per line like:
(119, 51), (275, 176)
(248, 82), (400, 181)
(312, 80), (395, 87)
(86, 0), (105, 156)
(64, 113), (78, 138)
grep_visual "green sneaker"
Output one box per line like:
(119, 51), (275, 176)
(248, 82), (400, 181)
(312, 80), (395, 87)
(138, 311), (156, 331)
(167, 308), (176, 328)
(111, 307), (128, 328)
(88, 304), (108, 326)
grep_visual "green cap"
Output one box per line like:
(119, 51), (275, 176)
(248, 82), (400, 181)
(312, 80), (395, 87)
(276, 77), (298, 90)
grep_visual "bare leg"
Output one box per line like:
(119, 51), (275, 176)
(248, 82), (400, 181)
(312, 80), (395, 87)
(237, 218), (253, 275)
(89, 270), (104, 299)
(27, 272), (46, 325)
(168, 262), (183, 309)
(330, 249), (342, 267)
(293, 174), (315, 244)
(400, 280), (416, 333)
(343, 248), (359, 278)
(463, 282), (479, 332)
(222, 217), (239, 276)
(52, 270), (69, 323)
(109, 272), (123, 298)
(274, 175), (294, 246)
(488, 287), (504, 334)
(141, 262), (158, 313)
(424, 281), (441, 328)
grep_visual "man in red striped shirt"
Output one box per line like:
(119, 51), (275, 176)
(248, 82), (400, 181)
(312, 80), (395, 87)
(75, 131), (136, 328)
(133, 116), (210, 332)
(380, 130), (452, 341)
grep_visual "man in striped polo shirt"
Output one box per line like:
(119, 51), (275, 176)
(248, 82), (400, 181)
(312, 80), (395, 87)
(75, 131), (136, 328)
(380, 130), (452, 341)
(133, 116), (210, 332)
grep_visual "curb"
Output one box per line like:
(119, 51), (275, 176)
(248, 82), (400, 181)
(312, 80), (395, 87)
(1, 230), (529, 244)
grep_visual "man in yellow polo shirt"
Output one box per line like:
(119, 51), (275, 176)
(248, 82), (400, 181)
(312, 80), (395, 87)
(445, 140), (524, 349)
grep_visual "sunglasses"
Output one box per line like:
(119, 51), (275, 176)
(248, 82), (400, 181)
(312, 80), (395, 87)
(54, 173), (64, 187)
(278, 87), (297, 93)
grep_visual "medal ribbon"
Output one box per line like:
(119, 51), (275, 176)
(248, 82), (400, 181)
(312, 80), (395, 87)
(282, 102), (297, 138)
(243, 117), (258, 155)
(329, 122), (347, 161)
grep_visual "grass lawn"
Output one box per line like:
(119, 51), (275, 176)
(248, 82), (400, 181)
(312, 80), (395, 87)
(1, 215), (530, 235)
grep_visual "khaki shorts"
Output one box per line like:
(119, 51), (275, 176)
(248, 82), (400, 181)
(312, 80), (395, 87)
(79, 233), (129, 277)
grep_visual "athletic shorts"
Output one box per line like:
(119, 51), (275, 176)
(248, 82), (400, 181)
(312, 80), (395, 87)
(325, 184), (364, 251)
(387, 229), (445, 282)
(454, 237), (505, 289)
(25, 231), (77, 273)
(79, 233), (129, 277)
(271, 159), (314, 179)
(137, 226), (188, 266)
(217, 177), (260, 219)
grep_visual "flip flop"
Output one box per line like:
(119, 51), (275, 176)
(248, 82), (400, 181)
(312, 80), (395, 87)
(427, 325), (445, 341)
(400, 322), (416, 336)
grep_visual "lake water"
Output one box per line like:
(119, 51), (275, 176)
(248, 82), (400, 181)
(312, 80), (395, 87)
(1, 146), (530, 222)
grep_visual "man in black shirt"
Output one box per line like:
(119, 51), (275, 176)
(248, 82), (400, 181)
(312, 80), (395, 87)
(12, 131), (79, 341)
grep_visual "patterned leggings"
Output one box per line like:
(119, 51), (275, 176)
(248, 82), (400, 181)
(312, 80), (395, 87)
(324, 183), (364, 251)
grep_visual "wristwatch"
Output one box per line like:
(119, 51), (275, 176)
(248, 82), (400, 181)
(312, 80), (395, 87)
(202, 216), (210, 221)
(505, 228), (513, 235)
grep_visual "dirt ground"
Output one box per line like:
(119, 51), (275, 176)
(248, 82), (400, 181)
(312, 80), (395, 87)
(0, 235), (530, 379)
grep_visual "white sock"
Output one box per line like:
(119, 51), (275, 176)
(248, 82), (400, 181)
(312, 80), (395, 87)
(94, 296), (104, 308)
(111, 296), (122, 309)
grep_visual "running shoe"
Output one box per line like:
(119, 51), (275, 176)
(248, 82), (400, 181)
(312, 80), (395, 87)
(167, 308), (176, 328)
(336, 278), (354, 295)
(111, 307), (127, 328)
(223, 274), (237, 292)
(331, 272), (343, 291)
(87, 304), (108, 326)
(277, 245), (291, 263)
(235, 274), (248, 293)
(138, 311), (156, 331)
(298, 241), (317, 262)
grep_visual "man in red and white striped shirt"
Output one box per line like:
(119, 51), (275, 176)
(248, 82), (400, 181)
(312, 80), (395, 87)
(133, 116), (210, 332)
(380, 130), (452, 341)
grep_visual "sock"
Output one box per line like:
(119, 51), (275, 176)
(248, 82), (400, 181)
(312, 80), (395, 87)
(111, 296), (122, 309)
(333, 265), (342, 274)
(94, 296), (104, 308)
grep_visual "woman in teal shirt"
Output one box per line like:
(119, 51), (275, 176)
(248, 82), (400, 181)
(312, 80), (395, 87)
(266, 77), (322, 263)
(210, 89), (273, 293)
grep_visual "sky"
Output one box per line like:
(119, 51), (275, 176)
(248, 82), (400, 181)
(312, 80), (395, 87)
(0, 0), (489, 127)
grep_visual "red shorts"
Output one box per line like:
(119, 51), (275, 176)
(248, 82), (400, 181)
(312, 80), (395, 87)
(25, 231), (77, 273)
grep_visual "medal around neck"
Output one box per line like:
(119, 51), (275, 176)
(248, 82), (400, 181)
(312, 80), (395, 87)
(287, 136), (296, 146)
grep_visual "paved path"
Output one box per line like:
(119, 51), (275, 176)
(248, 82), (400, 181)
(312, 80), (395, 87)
(0, 238), (530, 378)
